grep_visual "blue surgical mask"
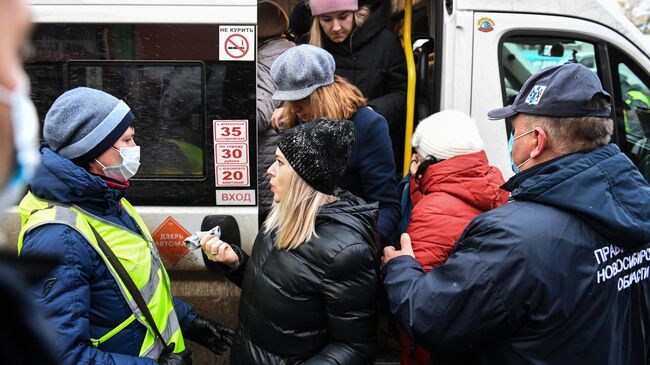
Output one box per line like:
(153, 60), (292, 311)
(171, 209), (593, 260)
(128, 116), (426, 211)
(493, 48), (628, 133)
(0, 73), (41, 215)
(96, 146), (141, 182)
(508, 129), (535, 174)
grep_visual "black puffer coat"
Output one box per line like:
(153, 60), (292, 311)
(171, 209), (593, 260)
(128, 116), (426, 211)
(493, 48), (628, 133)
(321, 4), (406, 130)
(226, 191), (380, 364)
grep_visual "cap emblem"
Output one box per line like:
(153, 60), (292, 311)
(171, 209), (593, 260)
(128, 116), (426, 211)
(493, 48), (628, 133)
(525, 85), (547, 105)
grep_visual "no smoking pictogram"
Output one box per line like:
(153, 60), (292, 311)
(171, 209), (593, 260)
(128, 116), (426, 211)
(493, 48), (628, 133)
(219, 25), (255, 61)
(225, 34), (249, 59)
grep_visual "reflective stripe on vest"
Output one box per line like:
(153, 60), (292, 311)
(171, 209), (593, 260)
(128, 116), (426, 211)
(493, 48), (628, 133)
(626, 90), (650, 107)
(17, 192), (185, 358)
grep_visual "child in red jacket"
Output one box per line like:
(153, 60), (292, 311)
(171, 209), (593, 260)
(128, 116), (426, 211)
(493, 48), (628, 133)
(400, 110), (509, 365)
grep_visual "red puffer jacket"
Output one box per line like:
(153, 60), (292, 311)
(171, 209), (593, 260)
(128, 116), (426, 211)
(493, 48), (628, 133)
(400, 150), (508, 365)
(408, 150), (508, 271)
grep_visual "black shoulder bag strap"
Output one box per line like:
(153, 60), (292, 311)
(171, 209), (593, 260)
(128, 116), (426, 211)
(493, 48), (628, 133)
(88, 224), (173, 355)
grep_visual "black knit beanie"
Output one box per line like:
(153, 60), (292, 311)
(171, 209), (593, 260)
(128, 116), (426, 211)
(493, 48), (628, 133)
(278, 117), (356, 194)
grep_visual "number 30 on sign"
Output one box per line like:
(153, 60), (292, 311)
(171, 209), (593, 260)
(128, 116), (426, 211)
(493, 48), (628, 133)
(216, 143), (248, 164)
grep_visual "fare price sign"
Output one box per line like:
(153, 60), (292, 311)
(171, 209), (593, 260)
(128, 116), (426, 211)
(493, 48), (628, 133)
(214, 120), (247, 143)
(213, 120), (250, 188)
(216, 165), (249, 186)
(215, 143), (248, 164)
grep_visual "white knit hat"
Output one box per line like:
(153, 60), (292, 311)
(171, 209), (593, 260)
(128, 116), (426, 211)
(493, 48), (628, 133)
(412, 110), (484, 160)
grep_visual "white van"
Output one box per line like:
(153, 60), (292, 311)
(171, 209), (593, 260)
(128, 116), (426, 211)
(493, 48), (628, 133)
(3, 0), (649, 364)
(402, 0), (650, 180)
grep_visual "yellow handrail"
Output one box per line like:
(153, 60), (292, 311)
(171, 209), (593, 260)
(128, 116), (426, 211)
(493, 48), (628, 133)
(402, 0), (416, 176)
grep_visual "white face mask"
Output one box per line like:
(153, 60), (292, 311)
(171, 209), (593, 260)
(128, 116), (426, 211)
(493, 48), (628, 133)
(0, 74), (41, 215)
(96, 146), (140, 182)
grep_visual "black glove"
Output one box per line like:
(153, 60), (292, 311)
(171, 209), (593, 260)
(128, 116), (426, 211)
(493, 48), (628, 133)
(184, 316), (234, 355)
(158, 349), (192, 365)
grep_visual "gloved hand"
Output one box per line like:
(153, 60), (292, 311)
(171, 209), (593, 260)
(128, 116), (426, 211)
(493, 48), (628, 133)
(158, 349), (192, 365)
(184, 316), (234, 355)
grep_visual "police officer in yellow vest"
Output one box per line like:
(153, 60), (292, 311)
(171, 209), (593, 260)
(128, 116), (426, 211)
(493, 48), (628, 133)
(17, 87), (233, 365)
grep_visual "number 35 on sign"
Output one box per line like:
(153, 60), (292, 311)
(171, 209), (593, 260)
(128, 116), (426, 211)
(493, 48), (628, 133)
(214, 120), (248, 143)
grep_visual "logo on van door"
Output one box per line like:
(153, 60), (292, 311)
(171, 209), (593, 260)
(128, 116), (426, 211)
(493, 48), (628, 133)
(525, 85), (547, 105)
(477, 17), (495, 33)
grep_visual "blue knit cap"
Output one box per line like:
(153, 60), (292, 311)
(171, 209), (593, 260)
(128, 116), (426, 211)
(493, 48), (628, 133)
(44, 87), (134, 163)
(271, 45), (335, 101)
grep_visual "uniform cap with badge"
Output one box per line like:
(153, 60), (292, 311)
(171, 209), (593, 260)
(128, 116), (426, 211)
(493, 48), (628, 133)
(488, 62), (611, 120)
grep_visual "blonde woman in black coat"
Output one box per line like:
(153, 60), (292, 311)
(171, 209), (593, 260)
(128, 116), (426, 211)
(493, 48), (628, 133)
(201, 118), (380, 365)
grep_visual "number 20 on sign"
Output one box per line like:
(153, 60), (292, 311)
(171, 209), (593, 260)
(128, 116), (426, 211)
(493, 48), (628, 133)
(216, 165), (249, 186)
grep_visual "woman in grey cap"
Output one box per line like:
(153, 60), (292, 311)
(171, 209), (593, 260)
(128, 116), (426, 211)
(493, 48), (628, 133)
(270, 44), (400, 247)
(201, 117), (380, 364)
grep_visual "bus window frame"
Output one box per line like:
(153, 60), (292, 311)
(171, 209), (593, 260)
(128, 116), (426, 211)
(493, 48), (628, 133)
(607, 45), (650, 163)
(63, 59), (208, 181)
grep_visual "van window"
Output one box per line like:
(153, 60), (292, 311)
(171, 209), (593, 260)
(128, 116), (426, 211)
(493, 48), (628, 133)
(66, 61), (205, 177)
(608, 47), (650, 182)
(500, 37), (598, 106)
(26, 24), (256, 205)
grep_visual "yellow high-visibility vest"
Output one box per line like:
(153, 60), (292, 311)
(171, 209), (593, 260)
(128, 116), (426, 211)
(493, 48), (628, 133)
(17, 192), (185, 359)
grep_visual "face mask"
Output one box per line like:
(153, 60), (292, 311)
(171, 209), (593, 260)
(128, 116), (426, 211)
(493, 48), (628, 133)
(508, 129), (535, 174)
(96, 146), (140, 182)
(0, 73), (41, 215)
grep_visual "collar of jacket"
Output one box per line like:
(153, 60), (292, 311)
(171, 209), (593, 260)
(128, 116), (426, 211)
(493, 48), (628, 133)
(416, 150), (507, 212)
(259, 37), (294, 57)
(29, 145), (126, 215)
(317, 189), (379, 254)
(501, 144), (650, 249)
(323, 3), (387, 54)
(417, 151), (488, 192)
(500, 151), (585, 193)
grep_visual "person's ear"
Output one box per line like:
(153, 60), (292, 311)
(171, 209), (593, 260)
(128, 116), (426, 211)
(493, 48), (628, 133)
(530, 127), (548, 159)
(410, 153), (421, 175)
(87, 159), (103, 175)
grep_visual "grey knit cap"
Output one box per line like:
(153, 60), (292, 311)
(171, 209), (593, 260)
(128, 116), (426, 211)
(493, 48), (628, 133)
(44, 87), (134, 163)
(271, 44), (335, 101)
(278, 117), (356, 194)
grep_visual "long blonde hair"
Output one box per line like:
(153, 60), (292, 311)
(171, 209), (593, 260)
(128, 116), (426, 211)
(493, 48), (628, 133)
(308, 5), (371, 48)
(282, 75), (367, 127)
(264, 167), (335, 250)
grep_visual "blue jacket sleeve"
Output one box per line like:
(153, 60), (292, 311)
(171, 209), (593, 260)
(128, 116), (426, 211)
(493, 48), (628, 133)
(382, 220), (528, 353)
(357, 112), (401, 246)
(173, 296), (198, 331)
(20, 224), (157, 365)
